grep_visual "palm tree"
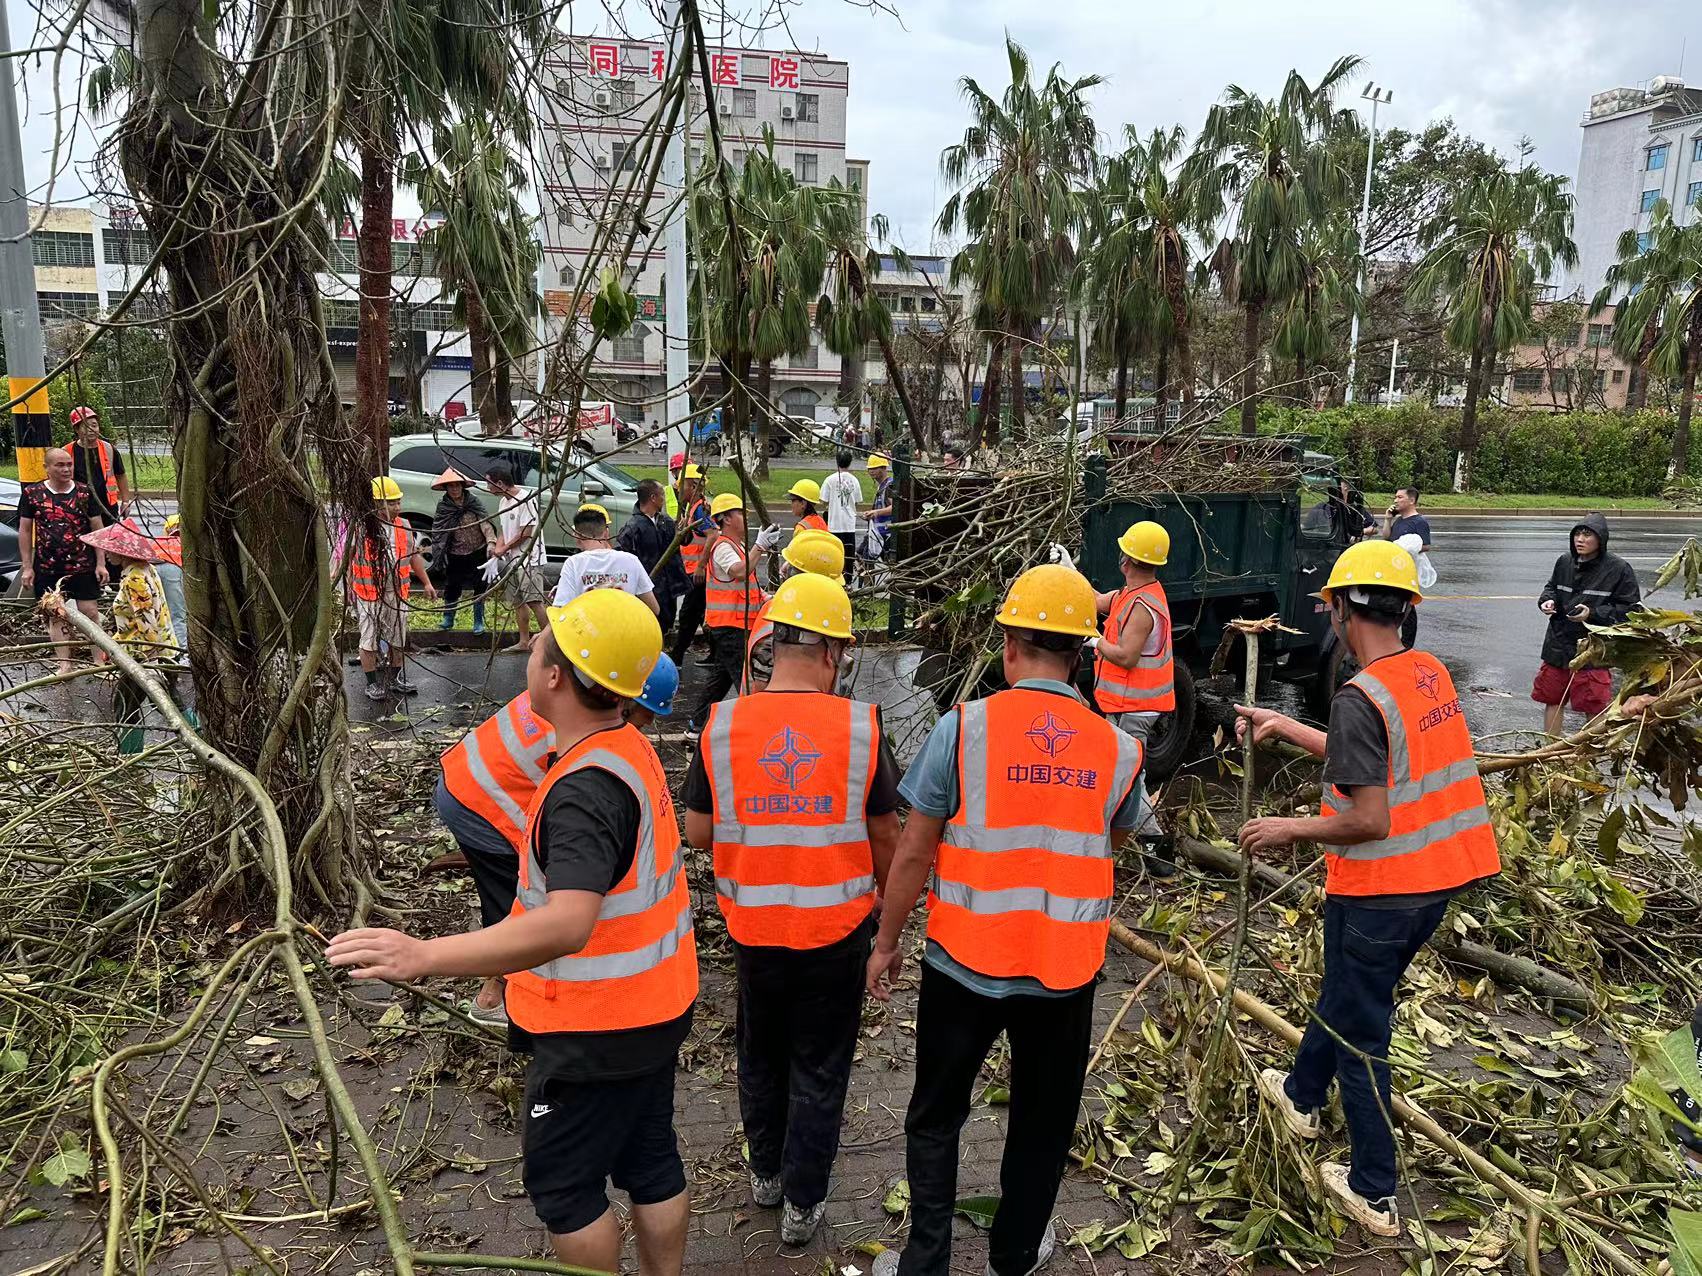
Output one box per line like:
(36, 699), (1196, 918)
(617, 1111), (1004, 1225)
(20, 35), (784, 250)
(1596, 201), (1702, 474)
(346, 0), (547, 464)
(1270, 216), (1358, 405)
(1077, 148), (1145, 421)
(1188, 56), (1363, 434)
(1409, 165), (1577, 489)
(406, 118), (541, 437)
(1128, 126), (1205, 416)
(816, 210), (926, 451)
(938, 37), (1101, 446)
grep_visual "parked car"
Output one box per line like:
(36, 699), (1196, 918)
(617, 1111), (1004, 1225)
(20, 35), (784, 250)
(0, 477), (20, 591)
(388, 433), (641, 557)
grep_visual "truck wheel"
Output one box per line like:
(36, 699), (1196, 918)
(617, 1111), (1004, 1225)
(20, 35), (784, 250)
(1142, 661), (1196, 783)
(766, 434), (783, 458)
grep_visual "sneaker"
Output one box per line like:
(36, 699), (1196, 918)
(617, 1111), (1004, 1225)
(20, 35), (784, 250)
(465, 998), (508, 1026)
(749, 1171), (782, 1208)
(1319, 1162), (1400, 1237)
(1257, 1067), (1321, 1139)
(363, 682), (388, 701)
(871, 1251), (901, 1276)
(779, 1198), (826, 1245)
(983, 1227), (1055, 1276)
(438, 615), (456, 631)
(390, 672), (420, 695)
(471, 622), (486, 636)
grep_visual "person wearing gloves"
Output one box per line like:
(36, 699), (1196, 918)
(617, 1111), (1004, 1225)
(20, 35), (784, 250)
(624, 653), (679, 732)
(685, 494), (774, 734)
(553, 503), (660, 615)
(1532, 512), (1641, 736)
(744, 529), (847, 695)
(787, 479), (830, 535)
(1087, 521), (1175, 744)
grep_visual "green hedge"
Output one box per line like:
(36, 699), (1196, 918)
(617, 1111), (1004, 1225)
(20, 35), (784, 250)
(1256, 404), (1697, 496)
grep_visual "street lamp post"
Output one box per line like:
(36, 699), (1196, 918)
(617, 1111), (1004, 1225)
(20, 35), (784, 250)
(1344, 83), (1393, 406)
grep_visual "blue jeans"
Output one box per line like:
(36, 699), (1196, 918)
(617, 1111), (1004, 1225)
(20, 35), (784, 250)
(1285, 897), (1447, 1201)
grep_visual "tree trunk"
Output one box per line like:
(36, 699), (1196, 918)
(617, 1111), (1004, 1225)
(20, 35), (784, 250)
(1154, 347), (1170, 430)
(1238, 300), (1261, 435)
(1113, 351), (1129, 423)
(1674, 329), (1699, 477)
(494, 354), (514, 435)
(1166, 248), (1196, 407)
(1629, 319), (1659, 411)
(754, 358), (773, 480)
(1457, 332), (1490, 492)
(876, 328), (928, 454)
(979, 330), (1004, 448)
(124, 0), (359, 911)
(465, 288), (502, 437)
(356, 135), (395, 473)
(1007, 326), (1025, 437)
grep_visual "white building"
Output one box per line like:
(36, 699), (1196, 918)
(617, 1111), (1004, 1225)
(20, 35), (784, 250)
(536, 35), (869, 429)
(1569, 76), (1702, 301)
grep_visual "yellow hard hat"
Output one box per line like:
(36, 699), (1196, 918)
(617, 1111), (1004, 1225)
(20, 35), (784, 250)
(163, 514), (181, 535)
(545, 588), (663, 698)
(996, 564), (1098, 638)
(710, 492), (745, 518)
(787, 478), (822, 505)
(866, 453), (890, 471)
(1317, 540), (1423, 604)
(768, 572), (854, 641)
(682, 463), (706, 480)
(576, 502), (609, 522)
(781, 528), (846, 581)
(371, 476), (403, 502)
(1117, 520), (1169, 566)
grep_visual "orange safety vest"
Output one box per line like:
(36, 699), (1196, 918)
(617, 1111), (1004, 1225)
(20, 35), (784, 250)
(81, 439), (118, 507)
(705, 533), (765, 630)
(351, 520), (412, 602)
(440, 692), (554, 849)
(1320, 650), (1501, 897)
(506, 724), (698, 1033)
(701, 691), (879, 949)
(927, 688), (1143, 990)
(796, 513), (828, 534)
(1095, 580), (1175, 714)
(680, 499), (709, 580)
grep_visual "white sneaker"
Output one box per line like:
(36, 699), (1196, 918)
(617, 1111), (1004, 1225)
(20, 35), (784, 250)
(985, 1226), (1055, 1275)
(1319, 1162), (1400, 1237)
(1257, 1067), (1321, 1139)
(749, 1171), (782, 1208)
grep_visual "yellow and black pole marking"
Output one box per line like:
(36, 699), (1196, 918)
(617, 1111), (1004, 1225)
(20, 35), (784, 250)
(10, 375), (50, 482)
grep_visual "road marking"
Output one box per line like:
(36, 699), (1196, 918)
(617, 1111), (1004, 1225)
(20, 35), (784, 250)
(1424, 594), (1532, 601)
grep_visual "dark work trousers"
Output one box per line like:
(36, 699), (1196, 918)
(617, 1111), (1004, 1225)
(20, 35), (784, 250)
(432, 774), (519, 928)
(1285, 897), (1447, 1201)
(669, 580), (707, 665)
(688, 625), (748, 730)
(899, 961), (1096, 1276)
(734, 916), (873, 1208)
(440, 550), (488, 626)
(656, 586), (679, 638)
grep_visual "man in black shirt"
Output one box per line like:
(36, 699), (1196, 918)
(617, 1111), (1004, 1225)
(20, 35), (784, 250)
(618, 479), (686, 635)
(70, 407), (128, 522)
(331, 590), (692, 1275)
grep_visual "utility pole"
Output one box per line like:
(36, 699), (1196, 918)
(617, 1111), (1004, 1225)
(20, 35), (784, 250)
(1386, 338), (1400, 407)
(1343, 83), (1392, 407)
(660, 0), (691, 462)
(0, 1), (49, 481)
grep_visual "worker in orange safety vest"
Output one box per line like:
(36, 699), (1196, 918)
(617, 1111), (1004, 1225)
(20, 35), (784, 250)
(743, 528), (846, 694)
(332, 589), (696, 1276)
(353, 476), (435, 700)
(1089, 519), (1175, 744)
(867, 564), (1146, 1276)
(1234, 539), (1500, 1239)
(683, 572), (900, 1246)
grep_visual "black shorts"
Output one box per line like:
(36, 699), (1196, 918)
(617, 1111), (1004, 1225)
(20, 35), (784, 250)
(35, 570), (100, 602)
(522, 1059), (685, 1234)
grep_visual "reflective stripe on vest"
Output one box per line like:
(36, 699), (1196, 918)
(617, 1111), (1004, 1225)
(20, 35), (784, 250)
(702, 692), (879, 948)
(705, 534), (765, 628)
(1320, 651), (1501, 897)
(1095, 581), (1174, 713)
(351, 521), (411, 602)
(927, 689), (1142, 990)
(506, 727), (697, 1033)
(440, 692), (555, 847)
(680, 499), (707, 576)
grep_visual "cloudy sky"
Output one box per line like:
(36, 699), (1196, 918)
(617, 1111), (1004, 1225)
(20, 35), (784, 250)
(8, 0), (1701, 246)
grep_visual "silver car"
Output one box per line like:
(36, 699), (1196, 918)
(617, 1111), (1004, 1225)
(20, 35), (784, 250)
(388, 432), (642, 558)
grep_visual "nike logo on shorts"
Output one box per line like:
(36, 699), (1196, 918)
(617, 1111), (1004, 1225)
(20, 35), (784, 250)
(531, 1103), (552, 1118)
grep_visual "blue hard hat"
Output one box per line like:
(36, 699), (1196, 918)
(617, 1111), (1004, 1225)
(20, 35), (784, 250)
(634, 652), (678, 717)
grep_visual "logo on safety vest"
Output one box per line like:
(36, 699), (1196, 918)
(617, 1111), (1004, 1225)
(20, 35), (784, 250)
(1024, 711), (1077, 758)
(757, 727), (822, 790)
(1415, 664), (1440, 702)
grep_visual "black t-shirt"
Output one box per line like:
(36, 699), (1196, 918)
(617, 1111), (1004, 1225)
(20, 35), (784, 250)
(1323, 678), (1470, 909)
(17, 482), (97, 576)
(680, 698), (902, 817)
(71, 442), (125, 520)
(508, 742), (693, 1081)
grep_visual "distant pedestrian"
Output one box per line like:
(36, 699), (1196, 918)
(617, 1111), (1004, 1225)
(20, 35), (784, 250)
(81, 522), (176, 753)
(354, 476), (437, 700)
(486, 464), (550, 652)
(18, 446), (108, 675)
(70, 407), (129, 523)
(1533, 512), (1641, 735)
(553, 502), (659, 613)
(820, 451), (862, 568)
(617, 479), (685, 632)
(430, 468), (494, 635)
(1382, 487), (1430, 647)
(667, 464), (715, 668)
(153, 514), (189, 660)
(863, 453), (893, 562)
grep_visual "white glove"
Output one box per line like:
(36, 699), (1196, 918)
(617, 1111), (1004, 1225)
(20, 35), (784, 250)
(1084, 636), (1101, 652)
(480, 557), (502, 585)
(756, 524), (783, 551)
(1047, 542), (1076, 570)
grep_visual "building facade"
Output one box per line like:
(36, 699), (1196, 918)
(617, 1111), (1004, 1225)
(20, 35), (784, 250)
(1570, 77), (1702, 301)
(1500, 297), (1637, 411)
(536, 35), (869, 429)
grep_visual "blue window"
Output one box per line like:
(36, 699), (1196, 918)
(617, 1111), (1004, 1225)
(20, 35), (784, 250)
(1647, 143), (1669, 171)
(1694, 137), (1702, 163)
(1637, 231), (1653, 254)
(1689, 181), (1702, 211)
(1641, 189), (1661, 213)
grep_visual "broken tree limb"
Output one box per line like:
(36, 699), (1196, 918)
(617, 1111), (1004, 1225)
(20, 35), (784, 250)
(1172, 836), (1592, 1013)
(1105, 920), (1643, 1276)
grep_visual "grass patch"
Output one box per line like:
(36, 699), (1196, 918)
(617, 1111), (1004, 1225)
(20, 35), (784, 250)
(626, 464), (868, 506)
(1366, 491), (1681, 511)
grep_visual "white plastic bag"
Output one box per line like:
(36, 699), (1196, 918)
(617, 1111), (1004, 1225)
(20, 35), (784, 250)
(1396, 533), (1438, 589)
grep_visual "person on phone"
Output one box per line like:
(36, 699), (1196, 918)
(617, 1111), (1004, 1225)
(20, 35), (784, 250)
(1382, 487), (1429, 649)
(1533, 513), (1640, 736)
